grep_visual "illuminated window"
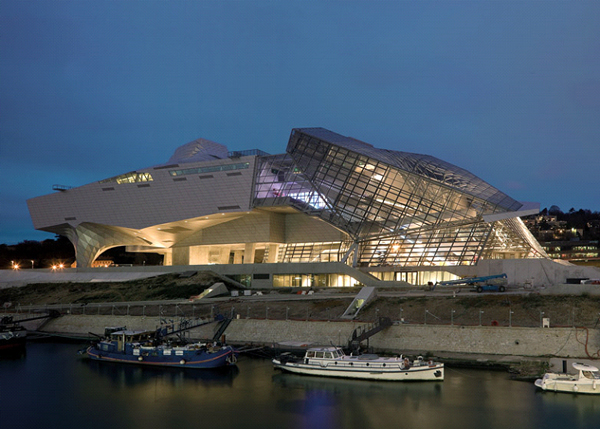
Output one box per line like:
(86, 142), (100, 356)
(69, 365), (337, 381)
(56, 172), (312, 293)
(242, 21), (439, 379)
(99, 172), (153, 184)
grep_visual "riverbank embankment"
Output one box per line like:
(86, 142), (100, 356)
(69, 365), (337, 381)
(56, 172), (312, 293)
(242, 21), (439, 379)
(35, 314), (600, 372)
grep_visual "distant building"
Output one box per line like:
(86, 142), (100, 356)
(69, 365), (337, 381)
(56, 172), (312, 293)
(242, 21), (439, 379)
(541, 240), (600, 262)
(27, 128), (547, 287)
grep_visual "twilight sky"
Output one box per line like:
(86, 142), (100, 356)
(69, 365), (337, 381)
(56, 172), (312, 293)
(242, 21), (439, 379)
(1, 1), (599, 245)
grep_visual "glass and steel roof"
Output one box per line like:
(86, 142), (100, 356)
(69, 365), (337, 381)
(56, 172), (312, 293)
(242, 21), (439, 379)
(293, 128), (522, 212)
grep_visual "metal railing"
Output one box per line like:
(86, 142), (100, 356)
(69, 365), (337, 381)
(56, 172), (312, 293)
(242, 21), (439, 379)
(3, 302), (600, 329)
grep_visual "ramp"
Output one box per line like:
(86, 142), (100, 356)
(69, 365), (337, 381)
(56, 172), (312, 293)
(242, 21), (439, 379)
(189, 282), (229, 300)
(340, 287), (377, 319)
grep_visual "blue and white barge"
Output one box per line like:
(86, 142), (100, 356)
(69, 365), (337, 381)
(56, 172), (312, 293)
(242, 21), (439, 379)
(87, 328), (237, 369)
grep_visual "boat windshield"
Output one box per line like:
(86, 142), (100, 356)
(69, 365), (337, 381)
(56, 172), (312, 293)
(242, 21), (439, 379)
(582, 371), (600, 379)
(306, 349), (344, 359)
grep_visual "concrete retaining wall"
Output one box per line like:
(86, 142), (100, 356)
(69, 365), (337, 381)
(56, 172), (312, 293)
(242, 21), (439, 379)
(539, 283), (600, 296)
(372, 324), (599, 358)
(225, 319), (599, 358)
(40, 315), (600, 359)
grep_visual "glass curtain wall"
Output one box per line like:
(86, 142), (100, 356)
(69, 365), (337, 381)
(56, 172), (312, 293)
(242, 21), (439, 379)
(278, 242), (350, 263)
(273, 273), (360, 287)
(483, 218), (548, 259)
(285, 129), (510, 267)
(253, 128), (545, 268)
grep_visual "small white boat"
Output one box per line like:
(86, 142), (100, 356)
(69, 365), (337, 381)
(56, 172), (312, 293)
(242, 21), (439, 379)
(535, 362), (600, 394)
(273, 346), (444, 381)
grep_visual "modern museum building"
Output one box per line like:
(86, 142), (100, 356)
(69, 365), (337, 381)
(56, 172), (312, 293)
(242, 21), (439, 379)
(28, 128), (550, 288)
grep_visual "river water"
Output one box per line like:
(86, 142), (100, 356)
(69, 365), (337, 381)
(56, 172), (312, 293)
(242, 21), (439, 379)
(2, 341), (600, 429)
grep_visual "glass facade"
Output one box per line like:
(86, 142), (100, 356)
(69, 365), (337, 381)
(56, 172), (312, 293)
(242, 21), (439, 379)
(253, 128), (547, 268)
(169, 162), (250, 177)
(99, 172), (153, 184)
(277, 242), (350, 263)
(273, 273), (360, 287)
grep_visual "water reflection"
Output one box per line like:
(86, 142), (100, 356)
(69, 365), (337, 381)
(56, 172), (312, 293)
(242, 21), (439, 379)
(272, 371), (442, 397)
(3, 343), (600, 429)
(81, 358), (239, 388)
(0, 346), (27, 360)
(271, 372), (444, 429)
(270, 368), (600, 429)
(534, 389), (600, 428)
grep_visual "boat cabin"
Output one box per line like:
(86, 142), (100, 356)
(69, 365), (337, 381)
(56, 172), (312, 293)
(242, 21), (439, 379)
(304, 347), (345, 360)
(104, 326), (126, 337)
(573, 363), (600, 380)
(105, 330), (156, 352)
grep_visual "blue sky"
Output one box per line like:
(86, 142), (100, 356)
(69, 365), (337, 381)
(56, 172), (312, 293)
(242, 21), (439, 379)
(1, 1), (599, 245)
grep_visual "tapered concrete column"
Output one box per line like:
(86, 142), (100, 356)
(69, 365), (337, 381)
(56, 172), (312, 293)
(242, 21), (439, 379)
(233, 250), (244, 264)
(220, 246), (231, 264)
(72, 223), (146, 268)
(162, 249), (173, 266)
(244, 243), (256, 264)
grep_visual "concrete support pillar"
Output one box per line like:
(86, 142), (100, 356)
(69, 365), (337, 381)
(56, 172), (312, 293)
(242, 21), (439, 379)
(189, 246), (209, 265)
(233, 250), (244, 264)
(197, 246), (209, 264)
(268, 244), (280, 263)
(162, 249), (173, 266)
(244, 243), (256, 264)
(220, 246), (231, 264)
(172, 247), (190, 266)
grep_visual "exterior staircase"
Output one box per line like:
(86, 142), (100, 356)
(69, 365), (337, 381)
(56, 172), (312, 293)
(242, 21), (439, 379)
(347, 316), (393, 352)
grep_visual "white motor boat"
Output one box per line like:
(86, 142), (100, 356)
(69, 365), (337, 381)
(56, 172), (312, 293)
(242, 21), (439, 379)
(273, 346), (444, 381)
(535, 362), (600, 394)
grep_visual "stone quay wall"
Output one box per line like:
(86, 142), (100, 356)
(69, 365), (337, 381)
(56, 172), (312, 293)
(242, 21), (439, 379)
(39, 315), (600, 359)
